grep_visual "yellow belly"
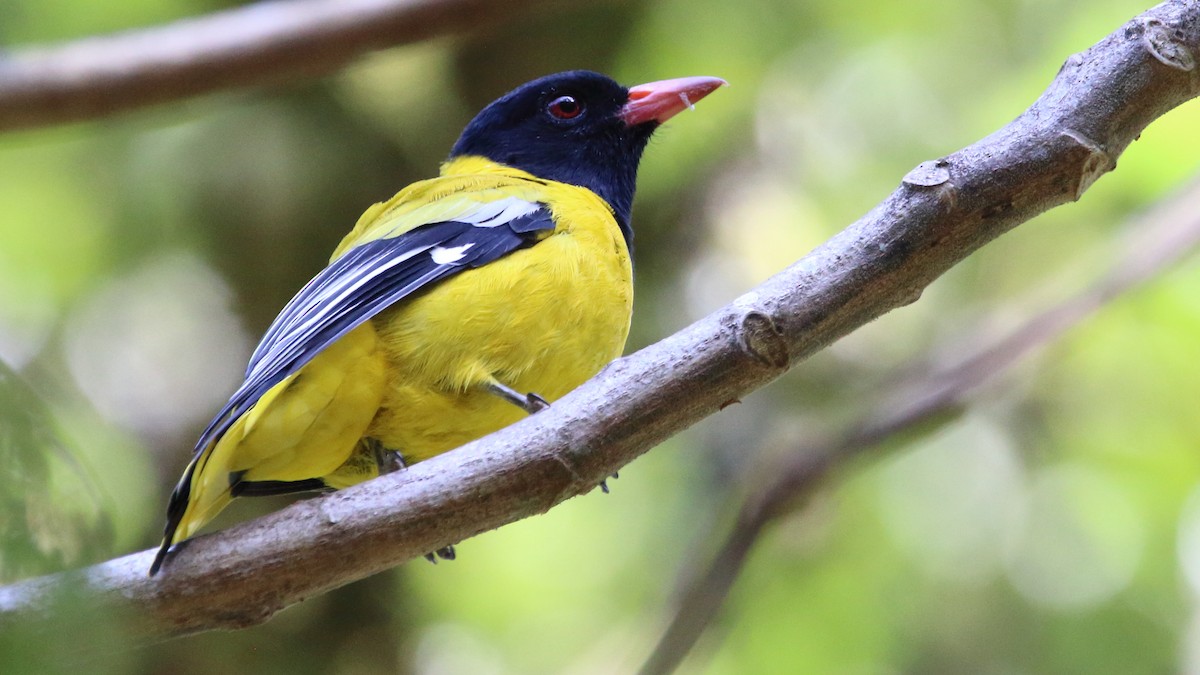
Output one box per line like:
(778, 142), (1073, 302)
(364, 207), (633, 462)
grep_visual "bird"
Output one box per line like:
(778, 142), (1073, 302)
(149, 70), (725, 575)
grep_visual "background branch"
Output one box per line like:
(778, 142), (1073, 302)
(638, 174), (1200, 675)
(0, 0), (1197, 649)
(0, 0), (568, 131)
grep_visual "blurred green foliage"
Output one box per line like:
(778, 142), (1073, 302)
(0, 360), (111, 580)
(2, 0), (1200, 673)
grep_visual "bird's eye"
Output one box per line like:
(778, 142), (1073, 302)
(547, 95), (583, 120)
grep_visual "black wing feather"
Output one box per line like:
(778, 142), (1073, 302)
(195, 204), (554, 462)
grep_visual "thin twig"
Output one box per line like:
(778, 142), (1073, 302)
(0, 0), (568, 131)
(638, 177), (1200, 675)
(0, 0), (1198, 647)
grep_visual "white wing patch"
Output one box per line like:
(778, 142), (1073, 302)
(430, 243), (475, 264)
(373, 196), (543, 240)
(459, 197), (544, 228)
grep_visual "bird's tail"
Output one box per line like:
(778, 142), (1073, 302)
(149, 450), (234, 576)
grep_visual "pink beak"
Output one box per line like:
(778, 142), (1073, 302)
(619, 76), (727, 126)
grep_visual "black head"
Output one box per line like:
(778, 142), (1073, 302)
(449, 71), (725, 244)
(449, 71), (647, 239)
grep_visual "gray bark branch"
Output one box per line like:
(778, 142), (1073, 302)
(1, 0), (1198, 648)
(0, 0), (563, 131)
(639, 175), (1200, 675)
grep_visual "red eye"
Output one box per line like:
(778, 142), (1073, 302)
(547, 95), (583, 120)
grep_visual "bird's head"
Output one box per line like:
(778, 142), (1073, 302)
(448, 70), (725, 241)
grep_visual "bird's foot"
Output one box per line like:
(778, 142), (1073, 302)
(487, 381), (551, 415)
(366, 437), (407, 475)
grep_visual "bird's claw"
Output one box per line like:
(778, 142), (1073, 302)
(599, 472), (620, 494)
(424, 545), (457, 563)
(525, 392), (550, 412)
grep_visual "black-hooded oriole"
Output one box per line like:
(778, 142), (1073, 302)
(150, 70), (725, 575)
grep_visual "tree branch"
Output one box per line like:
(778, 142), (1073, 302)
(0, 0), (567, 131)
(1, 0), (1198, 647)
(638, 174), (1200, 675)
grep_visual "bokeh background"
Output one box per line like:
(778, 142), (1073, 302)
(3, 0), (1200, 672)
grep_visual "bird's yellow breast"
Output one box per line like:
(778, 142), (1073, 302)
(363, 175), (633, 462)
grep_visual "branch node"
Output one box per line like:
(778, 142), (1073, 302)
(901, 159), (952, 188)
(736, 311), (789, 369)
(550, 448), (586, 489)
(1140, 17), (1197, 72)
(1061, 129), (1116, 199)
(897, 285), (924, 308)
(218, 605), (277, 630)
(318, 497), (343, 526)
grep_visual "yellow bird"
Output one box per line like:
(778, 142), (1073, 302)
(151, 71), (725, 575)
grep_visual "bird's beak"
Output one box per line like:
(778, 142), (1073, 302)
(620, 76), (727, 126)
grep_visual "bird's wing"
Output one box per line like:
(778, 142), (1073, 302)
(196, 194), (555, 455)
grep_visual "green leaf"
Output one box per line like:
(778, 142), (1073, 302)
(0, 359), (112, 581)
